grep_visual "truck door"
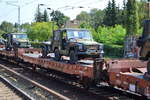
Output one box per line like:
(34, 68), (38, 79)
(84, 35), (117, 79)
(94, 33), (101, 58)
(52, 30), (61, 51)
(56, 30), (67, 55)
(62, 31), (67, 50)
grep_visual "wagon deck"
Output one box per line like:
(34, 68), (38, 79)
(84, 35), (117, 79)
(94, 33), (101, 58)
(0, 47), (150, 98)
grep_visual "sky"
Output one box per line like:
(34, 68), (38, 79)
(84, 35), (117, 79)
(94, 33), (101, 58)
(0, 0), (123, 24)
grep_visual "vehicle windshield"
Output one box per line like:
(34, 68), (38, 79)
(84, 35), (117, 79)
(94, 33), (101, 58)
(67, 30), (93, 40)
(13, 34), (28, 39)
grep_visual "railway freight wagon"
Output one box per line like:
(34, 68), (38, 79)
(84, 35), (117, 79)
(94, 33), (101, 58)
(0, 47), (150, 98)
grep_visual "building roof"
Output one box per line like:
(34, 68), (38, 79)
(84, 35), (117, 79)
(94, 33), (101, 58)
(60, 28), (89, 31)
(65, 19), (81, 28)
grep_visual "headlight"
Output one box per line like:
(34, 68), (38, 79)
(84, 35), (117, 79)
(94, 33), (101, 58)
(78, 44), (83, 50)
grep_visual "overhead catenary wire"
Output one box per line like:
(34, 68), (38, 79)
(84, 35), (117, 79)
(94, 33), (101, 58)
(52, 0), (101, 12)
(0, 0), (115, 24)
(0, 0), (39, 24)
(41, 0), (87, 11)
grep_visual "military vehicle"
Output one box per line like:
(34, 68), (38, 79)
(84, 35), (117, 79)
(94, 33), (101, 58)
(137, 20), (150, 75)
(137, 20), (150, 60)
(2, 33), (31, 51)
(42, 28), (104, 64)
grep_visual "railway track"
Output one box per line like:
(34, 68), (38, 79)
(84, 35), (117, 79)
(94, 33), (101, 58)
(0, 61), (70, 100)
(0, 76), (30, 100)
(38, 67), (144, 100)
(0, 58), (147, 100)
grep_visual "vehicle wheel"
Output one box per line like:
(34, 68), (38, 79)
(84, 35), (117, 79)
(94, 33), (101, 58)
(147, 59), (150, 74)
(54, 49), (61, 61)
(6, 47), (12, 51)
(42, 46), (47, 58)
(69, 50), (78, 64)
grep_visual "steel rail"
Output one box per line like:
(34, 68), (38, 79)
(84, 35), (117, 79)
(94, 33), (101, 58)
(0, 63), (71, 100)
(0, 75), (33, 100)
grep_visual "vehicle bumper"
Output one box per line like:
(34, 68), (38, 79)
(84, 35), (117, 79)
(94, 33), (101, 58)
(77, 50), (103, 58)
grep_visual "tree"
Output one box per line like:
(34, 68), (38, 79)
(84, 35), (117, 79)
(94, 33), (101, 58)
(76, 11), (90, 22)
(35, 4), (43, 22)
(103, 0), (122, 26)
(0, 21), (14, 33)
(43, 10), (49, 22)
(94, 25), (126, 45)
(126, 0), (139, 35)
(27, 22), (55, 41)
(14, 23), (19, 28)
(137, 0), (149, 28)
(103, 1), (112, 26)
(111, 0), (117, 26)
(76, 9), (105, 30)
(89, 9), (105, 30)
(121, 0), (127, 27)
(50, 10), (70, 28)
(0, 29), (5, 37)
(20, 23), (31, 32)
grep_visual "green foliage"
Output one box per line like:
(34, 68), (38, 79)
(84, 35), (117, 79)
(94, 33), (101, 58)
(0, 21), (14, 33)
(35, 4), (43, 22)
(90, 9), (105, 30)
(121, 0), (127, 27)
(50, 10), (70, 28)
(0, 29), (6, 38)
(103, 1), (112, 26)
(126, 0), (139, 35)
(92, 25), (126, 45)
(76, 9), (105, 30)
(79, 22), (91, 29)
(89, 25), (126, 58)
(76, 11), (90, 22)
(91, 25), (126, 57)
(104, 44), (123, 57)
(111, 0), (117, 26)
(43, 10), (49, 22)
(103, 0), (118, 26)
(26, 22), (56, 42)
(137, 0), (149, 28)
(34, 5), (49, 22)
(21, 23), (31, 32)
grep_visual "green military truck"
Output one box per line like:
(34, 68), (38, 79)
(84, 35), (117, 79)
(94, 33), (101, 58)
(137, 20), (150, 75)
(137, 20), (150, 60)
(2, 33), (31, 51)
(42, 28), (104, 64)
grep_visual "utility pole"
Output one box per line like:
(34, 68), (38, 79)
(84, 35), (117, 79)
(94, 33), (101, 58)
(6, 1), (21, 31)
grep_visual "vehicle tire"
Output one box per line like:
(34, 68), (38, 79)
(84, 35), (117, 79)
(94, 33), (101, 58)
(6, 47), (12, 51)
(69, 50), (78, 64)
(147, 59), (150, 74)
(54, 49), (61, 61)
(41, 46), (47, 58)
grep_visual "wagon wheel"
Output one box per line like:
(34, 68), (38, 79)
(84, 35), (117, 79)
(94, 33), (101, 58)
(54, 49), (61, 61)
(69, 50), (78, 64)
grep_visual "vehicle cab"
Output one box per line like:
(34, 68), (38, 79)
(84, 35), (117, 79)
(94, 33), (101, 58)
(2, 33), (31, 50)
